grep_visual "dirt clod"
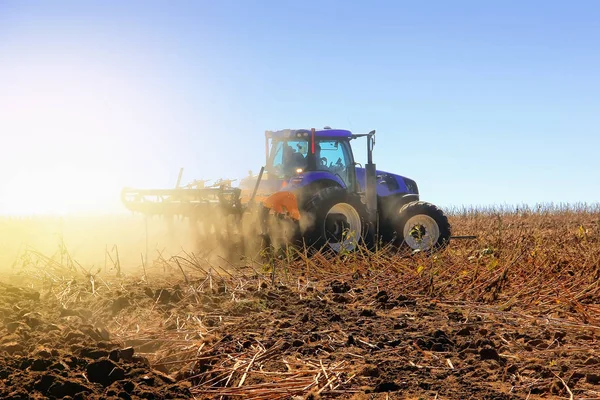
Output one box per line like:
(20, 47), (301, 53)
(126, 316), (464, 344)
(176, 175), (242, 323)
(87, 359), (126, 386)
(330, 280), (350, 293)
(373, 381), (402, 392)
(480, 347), (500, 361)
(587, 373), (600, 385)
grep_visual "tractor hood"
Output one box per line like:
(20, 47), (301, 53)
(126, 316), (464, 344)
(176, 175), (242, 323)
(355, 167), (419, 197)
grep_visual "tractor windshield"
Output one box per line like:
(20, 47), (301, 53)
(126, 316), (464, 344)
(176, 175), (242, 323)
(268, 139), (309, 178)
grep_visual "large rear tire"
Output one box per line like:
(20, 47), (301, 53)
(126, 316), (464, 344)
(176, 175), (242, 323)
(301, 187), (367, 254)
(396, 201), (451, 252)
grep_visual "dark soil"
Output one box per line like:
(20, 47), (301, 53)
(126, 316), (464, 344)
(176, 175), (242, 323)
(0, 282), (191, 399)
(2, 272), (598, 400)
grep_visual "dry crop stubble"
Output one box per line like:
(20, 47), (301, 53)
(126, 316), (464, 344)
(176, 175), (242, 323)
(0, 205), (599, 399)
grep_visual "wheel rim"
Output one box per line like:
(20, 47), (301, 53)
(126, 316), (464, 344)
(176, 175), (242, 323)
(324, 203), (362, 253)
(402, 214), (440, 250)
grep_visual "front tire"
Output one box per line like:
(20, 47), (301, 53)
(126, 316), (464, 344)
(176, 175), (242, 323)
(396, 201), (451, 251)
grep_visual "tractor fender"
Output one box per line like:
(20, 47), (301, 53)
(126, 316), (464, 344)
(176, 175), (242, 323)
(286, 171), (346, 191)
(379, 193), (419, 214)
(284, 172), (345, 207)
(399, 193), (419, 203)
(286, 177), (344, 209)
(378, 193), (421, 242)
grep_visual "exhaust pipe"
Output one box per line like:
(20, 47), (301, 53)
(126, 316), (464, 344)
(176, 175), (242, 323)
(365, 130), (377, 228)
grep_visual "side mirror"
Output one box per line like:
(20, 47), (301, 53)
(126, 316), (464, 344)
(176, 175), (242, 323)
(369, 130), (376, 147)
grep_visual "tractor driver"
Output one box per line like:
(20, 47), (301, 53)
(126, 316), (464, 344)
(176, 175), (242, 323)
(305, 142), (327, 171)
(282, 144), (306, 176)
(314, 143), (328, 169)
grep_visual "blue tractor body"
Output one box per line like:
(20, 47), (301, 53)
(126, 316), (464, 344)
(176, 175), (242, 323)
(267, 168), (417, 196)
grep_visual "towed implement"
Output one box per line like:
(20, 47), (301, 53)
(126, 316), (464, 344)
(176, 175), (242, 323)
(122, 128), (451, 256)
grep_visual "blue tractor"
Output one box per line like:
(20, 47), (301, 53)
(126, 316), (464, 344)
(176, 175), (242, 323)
(122, 127), (451, 254)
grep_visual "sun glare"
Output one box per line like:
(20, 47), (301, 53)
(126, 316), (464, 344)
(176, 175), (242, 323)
(0, 167), (122, 216)
(0, 50), (169, 217)
(0, 91), (126, 216)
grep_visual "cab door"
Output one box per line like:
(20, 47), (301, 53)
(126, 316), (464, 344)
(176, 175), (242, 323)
(315, 139), (356, 191)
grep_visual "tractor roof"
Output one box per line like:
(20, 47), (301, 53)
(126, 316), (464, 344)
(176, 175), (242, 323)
(266, 128), (352, 140)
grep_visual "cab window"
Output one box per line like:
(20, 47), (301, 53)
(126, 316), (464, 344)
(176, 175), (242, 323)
(315, 140), (353, 188)
(269, 140), (308, 178)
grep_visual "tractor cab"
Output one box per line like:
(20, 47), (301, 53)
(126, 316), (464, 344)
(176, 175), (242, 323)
(264, 129), (358, 192)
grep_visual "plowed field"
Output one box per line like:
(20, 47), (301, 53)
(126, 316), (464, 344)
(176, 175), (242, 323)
(1, 209), (599, 399)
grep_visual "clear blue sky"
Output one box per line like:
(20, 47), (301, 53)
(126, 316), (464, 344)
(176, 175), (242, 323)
(0, 1), (598, 213)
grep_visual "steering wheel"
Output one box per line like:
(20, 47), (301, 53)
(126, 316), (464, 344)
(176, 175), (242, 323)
(329, 157), (344, 174)
(319, 157), (328, 167)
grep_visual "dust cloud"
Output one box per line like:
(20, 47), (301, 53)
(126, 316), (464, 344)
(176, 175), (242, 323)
(0, 214), (209, 277)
